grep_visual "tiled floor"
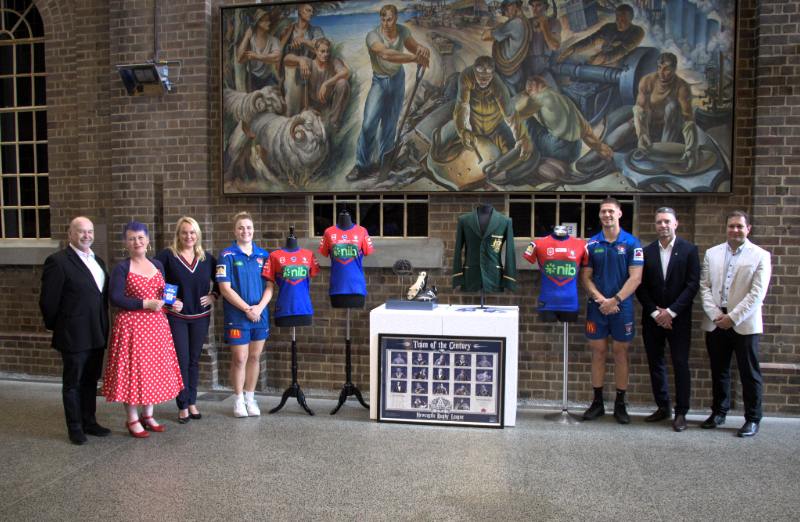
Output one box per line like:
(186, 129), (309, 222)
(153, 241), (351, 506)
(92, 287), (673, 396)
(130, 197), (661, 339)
(1, 379), (798, 522)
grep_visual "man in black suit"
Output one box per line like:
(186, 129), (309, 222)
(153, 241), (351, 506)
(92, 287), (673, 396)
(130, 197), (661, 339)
(635, 207), (700, 432)
(39, 217), (110, 445)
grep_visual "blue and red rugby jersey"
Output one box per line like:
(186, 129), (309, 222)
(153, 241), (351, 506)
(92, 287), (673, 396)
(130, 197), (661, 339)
(317, 224), (375, 296)
(262, 248), (320, 319)
(523, 234), (588, 312)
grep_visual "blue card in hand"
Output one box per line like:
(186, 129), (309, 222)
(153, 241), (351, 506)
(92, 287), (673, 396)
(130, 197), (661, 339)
(163, 284), (178, 304)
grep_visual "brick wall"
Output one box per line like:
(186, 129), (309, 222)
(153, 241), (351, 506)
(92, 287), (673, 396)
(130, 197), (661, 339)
(3, 0), (799, 414)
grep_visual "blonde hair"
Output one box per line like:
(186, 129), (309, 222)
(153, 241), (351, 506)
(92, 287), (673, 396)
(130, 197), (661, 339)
(170, 216), (206, 262)
(233, 211), (254, 228)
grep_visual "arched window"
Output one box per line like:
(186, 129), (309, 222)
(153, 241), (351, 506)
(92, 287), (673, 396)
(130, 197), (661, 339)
(0, 0), (48, 238)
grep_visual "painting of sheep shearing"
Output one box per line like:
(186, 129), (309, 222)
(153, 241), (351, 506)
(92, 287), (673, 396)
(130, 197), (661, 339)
(220, 0), (737, 194)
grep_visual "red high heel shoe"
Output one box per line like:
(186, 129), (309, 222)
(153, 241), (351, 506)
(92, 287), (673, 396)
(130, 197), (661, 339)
(126, 419), (149, 438)
(140, 416), (166, 432)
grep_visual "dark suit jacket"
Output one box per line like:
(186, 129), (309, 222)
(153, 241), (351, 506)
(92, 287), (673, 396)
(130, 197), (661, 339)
(635, 237), (700, 326)
(452, 209), (516, 292)
(39, 247), (110, 353)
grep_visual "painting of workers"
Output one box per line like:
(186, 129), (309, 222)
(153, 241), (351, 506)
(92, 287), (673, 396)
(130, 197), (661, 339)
(221, 0), (737, 194)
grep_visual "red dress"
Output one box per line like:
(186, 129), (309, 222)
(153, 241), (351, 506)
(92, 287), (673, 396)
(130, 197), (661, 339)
(102, 271), (184, 405)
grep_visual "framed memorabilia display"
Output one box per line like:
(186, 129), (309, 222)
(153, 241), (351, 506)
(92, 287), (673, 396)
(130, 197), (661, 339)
(378, 334), (505, 428)
(221, 1), (737, 195)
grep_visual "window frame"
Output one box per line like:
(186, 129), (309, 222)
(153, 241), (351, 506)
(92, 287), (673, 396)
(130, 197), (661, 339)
(0, 0), (49, 240)
(507, 194), (639, 241)
(309, 194), (430, 239)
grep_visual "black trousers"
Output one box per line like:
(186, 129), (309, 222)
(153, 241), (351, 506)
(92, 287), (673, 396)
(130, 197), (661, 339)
(60, 348), (105, 434)
(168, 315), (210, 410)
(643, 317), (692, 416)
(705, 327), (763, 423)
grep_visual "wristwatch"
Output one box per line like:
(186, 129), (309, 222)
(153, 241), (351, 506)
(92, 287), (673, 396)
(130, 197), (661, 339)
(613, 294), (622, 303)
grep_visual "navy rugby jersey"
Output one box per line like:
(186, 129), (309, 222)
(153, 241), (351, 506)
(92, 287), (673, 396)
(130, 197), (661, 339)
(586, 229), (643, 301)
(216, 242), (269, 329)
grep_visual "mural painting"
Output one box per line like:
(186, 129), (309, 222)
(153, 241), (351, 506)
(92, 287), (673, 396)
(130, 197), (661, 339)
(221, 0), (737, 194)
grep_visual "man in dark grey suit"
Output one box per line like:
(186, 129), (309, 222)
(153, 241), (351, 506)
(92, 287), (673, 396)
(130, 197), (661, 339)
(39, 217), (110, 445)
(635, 207), (700, 432)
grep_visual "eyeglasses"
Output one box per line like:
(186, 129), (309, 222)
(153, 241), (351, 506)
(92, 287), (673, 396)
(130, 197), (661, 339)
(475, 66), (494, 74)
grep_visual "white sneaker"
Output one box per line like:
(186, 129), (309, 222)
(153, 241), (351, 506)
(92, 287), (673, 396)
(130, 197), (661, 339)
(233, 397), (248, 418)
(245, 398), (261, 416)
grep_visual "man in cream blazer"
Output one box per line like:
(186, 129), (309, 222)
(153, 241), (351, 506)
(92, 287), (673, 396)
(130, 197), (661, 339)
(699, 211), (771, 437)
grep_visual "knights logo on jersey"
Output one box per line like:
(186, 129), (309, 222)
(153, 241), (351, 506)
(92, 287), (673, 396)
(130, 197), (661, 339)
(491, 238), (503, 253)
(342, 235), (348, 240)
(291, 256), (297, 262)
(257, 257), (264, 267)
(617, 245), (626, 255)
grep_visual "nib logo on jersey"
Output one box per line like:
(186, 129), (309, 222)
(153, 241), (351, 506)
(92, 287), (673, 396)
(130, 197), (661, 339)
(542, 260), (578, 285)
(281, 265), (309, 285)
(332, 243), (359, 264)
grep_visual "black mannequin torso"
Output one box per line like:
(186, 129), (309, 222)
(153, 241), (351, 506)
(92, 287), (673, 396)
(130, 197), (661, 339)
(477, 204), (493, 236)
(338, 211), (353, 230)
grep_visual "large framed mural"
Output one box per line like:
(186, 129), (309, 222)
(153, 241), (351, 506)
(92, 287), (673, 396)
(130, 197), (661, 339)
(220, 0), (737, 194)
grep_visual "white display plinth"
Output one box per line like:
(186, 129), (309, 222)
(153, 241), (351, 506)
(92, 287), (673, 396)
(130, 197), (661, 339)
(370, 304), (519, 426)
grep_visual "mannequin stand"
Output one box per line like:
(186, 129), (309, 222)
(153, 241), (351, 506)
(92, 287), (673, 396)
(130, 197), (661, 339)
(331, 308), (369, 414)
(269, 327), (314, 416)
(544, 321), (582, 424)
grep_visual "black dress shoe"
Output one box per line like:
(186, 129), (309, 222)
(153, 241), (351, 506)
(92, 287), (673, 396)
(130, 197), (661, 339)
(645, 406), (672, 422)
(583, 400), (605, 420)
(84, 424), (112, 436)
(737, 421), (759, 437)
(613, 402), (631, 424)
(673, 414), (687, 432)
(189, 412), (202, 420)
(68, 431), (88, 445)
(701, 413), (726, 429)
(178, 415), (191, 424)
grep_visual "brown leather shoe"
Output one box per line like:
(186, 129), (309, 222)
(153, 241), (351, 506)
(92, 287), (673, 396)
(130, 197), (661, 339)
(645, 406), (672, 422)
(673, 414), (687, 432)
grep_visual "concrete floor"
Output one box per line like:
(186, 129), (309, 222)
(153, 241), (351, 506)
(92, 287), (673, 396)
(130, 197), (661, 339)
(1, 379), (798, 522)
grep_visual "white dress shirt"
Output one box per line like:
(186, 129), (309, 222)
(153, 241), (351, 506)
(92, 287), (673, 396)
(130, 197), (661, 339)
(721, 240), (746, 308)
(70, 244), (105, 292)
(651, 237), (677, 319)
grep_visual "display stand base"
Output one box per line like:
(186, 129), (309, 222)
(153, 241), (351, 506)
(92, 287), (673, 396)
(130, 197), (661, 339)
(269, 329), (314, 416)
(331, 336), (369, 415)
(385, 298), (438, 311)
(544, 409), (583, 424)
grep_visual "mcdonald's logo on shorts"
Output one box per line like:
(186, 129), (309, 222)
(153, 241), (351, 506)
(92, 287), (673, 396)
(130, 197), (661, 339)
(586, 321), (595, 334)
(229, 329), (241, 339)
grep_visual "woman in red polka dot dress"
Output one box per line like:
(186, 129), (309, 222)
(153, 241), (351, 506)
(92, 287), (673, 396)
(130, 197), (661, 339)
(102, 222), (184, 437)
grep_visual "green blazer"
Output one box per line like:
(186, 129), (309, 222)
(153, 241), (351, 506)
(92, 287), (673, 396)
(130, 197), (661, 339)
(452, 209), (516, 292)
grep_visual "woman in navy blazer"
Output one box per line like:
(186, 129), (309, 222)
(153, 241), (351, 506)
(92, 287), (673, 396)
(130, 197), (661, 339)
(155, 217), (219, 424)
